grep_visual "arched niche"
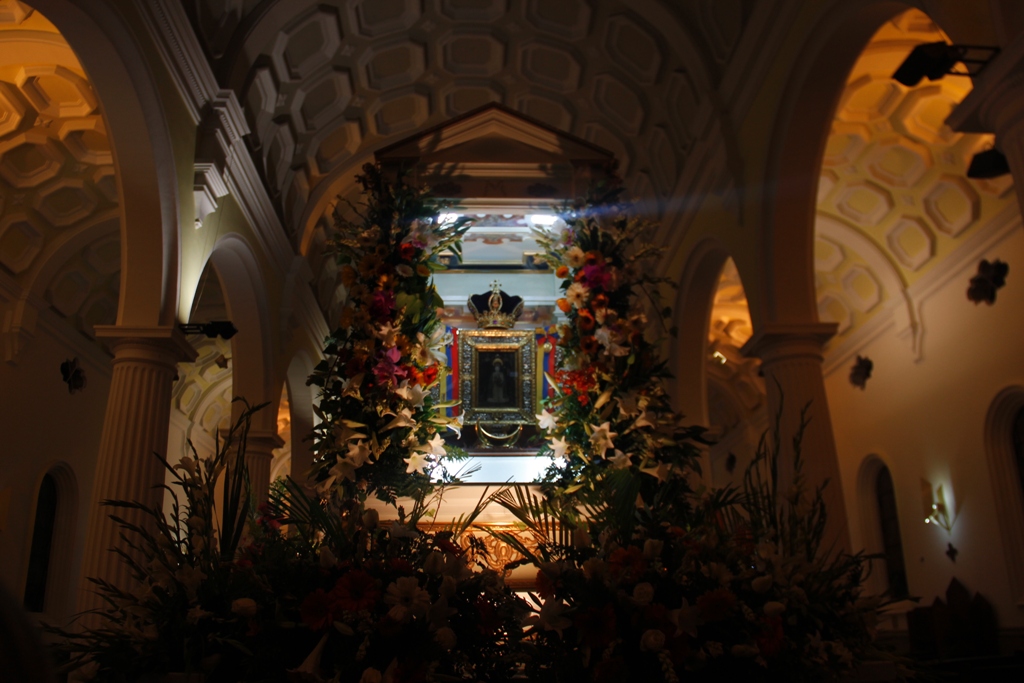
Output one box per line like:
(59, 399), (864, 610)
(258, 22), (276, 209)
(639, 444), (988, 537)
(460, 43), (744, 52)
(856, 454), (909, 599)
(21, 461), (77, 622)
(984, 386), (1024, 607)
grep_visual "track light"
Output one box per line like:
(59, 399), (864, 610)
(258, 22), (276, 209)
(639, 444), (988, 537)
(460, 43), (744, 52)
(179, 320), (238, 340)
(892, 42), (999, 87)
(967, 147), (1011, 179)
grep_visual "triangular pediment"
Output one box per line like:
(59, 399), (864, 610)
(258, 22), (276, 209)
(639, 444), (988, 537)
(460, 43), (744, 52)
(375, 104), (615, 202)
(376, 103), (613, 165)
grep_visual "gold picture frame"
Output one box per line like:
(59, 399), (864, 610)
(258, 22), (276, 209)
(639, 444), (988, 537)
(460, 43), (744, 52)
(459, 328), (537, 426)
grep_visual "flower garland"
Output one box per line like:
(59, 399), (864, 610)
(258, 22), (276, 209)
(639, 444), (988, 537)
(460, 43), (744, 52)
(308, 163), (468, 504)
(532, 184), (706, 515)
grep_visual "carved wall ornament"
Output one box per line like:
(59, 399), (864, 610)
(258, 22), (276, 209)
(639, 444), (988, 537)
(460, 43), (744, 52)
(966, 258), (1008, 305)
(849, 355), (873, 389)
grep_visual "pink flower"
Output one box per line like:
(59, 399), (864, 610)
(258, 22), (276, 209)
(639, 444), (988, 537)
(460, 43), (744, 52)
(369, 290), (395, 319)
(372, 347), (407, 387)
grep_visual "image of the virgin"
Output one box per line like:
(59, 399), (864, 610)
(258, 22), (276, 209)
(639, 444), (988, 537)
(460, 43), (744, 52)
(478, 351), (516, 408)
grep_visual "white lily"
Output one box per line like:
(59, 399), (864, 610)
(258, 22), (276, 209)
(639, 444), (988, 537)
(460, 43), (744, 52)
(404, 451), (430, 473)
(549, 435), (569, 460)
(536, 409), (558, 432)
(414, 432), (447, 457)
(589, 421), (617, 456)
(383, 408), (416, 431)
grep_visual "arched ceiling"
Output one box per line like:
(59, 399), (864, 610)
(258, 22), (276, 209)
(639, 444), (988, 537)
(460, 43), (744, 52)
(0, 4), (119, 345)
(186, 0), (753, 247)
(813, 9), (1017, 351)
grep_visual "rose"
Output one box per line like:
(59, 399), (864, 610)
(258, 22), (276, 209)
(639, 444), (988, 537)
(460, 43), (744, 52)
(231, 598), (258, 618)
(435, 626), (457, 650)
(640, 629), (666, 651)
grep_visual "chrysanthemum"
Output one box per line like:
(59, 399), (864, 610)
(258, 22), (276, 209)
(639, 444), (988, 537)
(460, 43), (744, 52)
(566, 282), (589, 308)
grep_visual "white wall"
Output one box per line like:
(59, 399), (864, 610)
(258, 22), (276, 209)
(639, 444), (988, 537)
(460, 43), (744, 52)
(0, 309), (111, 624)
(825, 224), (1024, 628)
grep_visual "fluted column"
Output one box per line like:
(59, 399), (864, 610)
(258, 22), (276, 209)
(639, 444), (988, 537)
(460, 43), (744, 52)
(245, 430), (284, 503)
(947, 36), (1024, 218)
(78, 327), (196, 615)
(742, 323), (851, 553)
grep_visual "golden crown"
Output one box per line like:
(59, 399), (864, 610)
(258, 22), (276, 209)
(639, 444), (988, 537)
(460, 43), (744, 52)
(468, 281), (524, 329)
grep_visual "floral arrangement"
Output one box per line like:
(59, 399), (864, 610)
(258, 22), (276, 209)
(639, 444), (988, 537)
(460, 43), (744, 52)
(497, 419), (881, 683)
(531, 183), (707, 518)
(50, 404), (530, 683)
(499, 181), (884, 682)
(308, 163), (469, 505)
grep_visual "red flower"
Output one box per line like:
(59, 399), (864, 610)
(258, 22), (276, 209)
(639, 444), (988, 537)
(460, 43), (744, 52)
(389, 558), (415, 574)
(580, 336), (599, 356)
(577, 309), (596, 333)
(475, 596), (504, 636)
(399, 242), (418, 261)
(435, 538), (463, 556)
(696, 588), (737, 622)
(300, 588), (335, 631)
(331, 570), (380, 612)
(607, 546), (647, 582)
(575, 603), (617, 648)
(756, 615), (785, 658)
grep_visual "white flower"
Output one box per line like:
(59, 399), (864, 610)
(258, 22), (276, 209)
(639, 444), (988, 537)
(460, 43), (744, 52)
(763, 601), (786, 617)
(640, 461), (670, 482)
(526, 600), (572, 638)
(549, 436), (569, 460)
(414, 432), (447, 457)
(347, 441), (371, 467)
(731, 643), (760, 658)
(383, 408), (416, 431)
(395, 263), (413, 278)
(447, 413), (464, 438)
(633, 411), (655, 429)
(404, 451), (430, 474)
(751, 575), (773, 593)
(564, 246), (585, 268)
(566, 282), (589, 308)
(231, 598), (258, 618)
(434, 626), (457, 650)
(395, 379), (429, 407)
(360, 669), (382, 683)
(608, 449), (631, 469)
(589, 422), (617, 456)
(640, 629), (666, 651)
(632, 582), (655, 606)
(536, 409), (558, 432)
(671, 598), (699, 638)
(385, 576), (430, 622)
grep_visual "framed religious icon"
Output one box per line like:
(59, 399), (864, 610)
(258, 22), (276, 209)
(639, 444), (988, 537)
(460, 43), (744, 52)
(459, 329), (537, 426)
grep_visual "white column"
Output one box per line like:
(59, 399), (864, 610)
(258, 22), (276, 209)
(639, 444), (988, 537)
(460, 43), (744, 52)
(77, 327), (195, 615)
(743, 323), (851, 553)
(244, 430), (284, 503)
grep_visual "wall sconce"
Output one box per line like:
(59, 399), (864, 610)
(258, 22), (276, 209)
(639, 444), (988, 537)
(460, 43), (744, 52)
(179, 321), (238, 340)
(921, 479), (956, 533)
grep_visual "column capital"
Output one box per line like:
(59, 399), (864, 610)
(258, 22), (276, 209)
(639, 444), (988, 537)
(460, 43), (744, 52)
(245, 430), (286, 458)
(740, 322), (837, 364)
(94, 325), (198, 364)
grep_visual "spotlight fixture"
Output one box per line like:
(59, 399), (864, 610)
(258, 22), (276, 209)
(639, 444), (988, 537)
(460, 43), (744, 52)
(179, 320), (238, 340)
(892, 42), (999, 87)
(967, 147), (1011, 179)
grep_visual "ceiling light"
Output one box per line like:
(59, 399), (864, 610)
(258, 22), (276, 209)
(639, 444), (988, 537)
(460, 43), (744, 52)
(892, 42), (999, 87)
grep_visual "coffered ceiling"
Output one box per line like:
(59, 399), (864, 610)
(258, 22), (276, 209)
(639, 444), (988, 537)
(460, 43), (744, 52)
(0, 4), (119, 349)
(184, 0), (752, 243)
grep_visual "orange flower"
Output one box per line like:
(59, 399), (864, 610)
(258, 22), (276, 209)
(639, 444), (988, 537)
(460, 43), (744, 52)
(555, 265), (569, 279)
(584, 250), (601, 266)
(577, 310), (596, 333)
(556, 298), (572, 313)
(340, 265), (358, 288)
(592, 293), (608, 309)
(580, 336), (599, 355)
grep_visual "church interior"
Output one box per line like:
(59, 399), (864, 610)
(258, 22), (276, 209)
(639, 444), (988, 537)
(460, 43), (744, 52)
(2, 0), (1024, 664)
